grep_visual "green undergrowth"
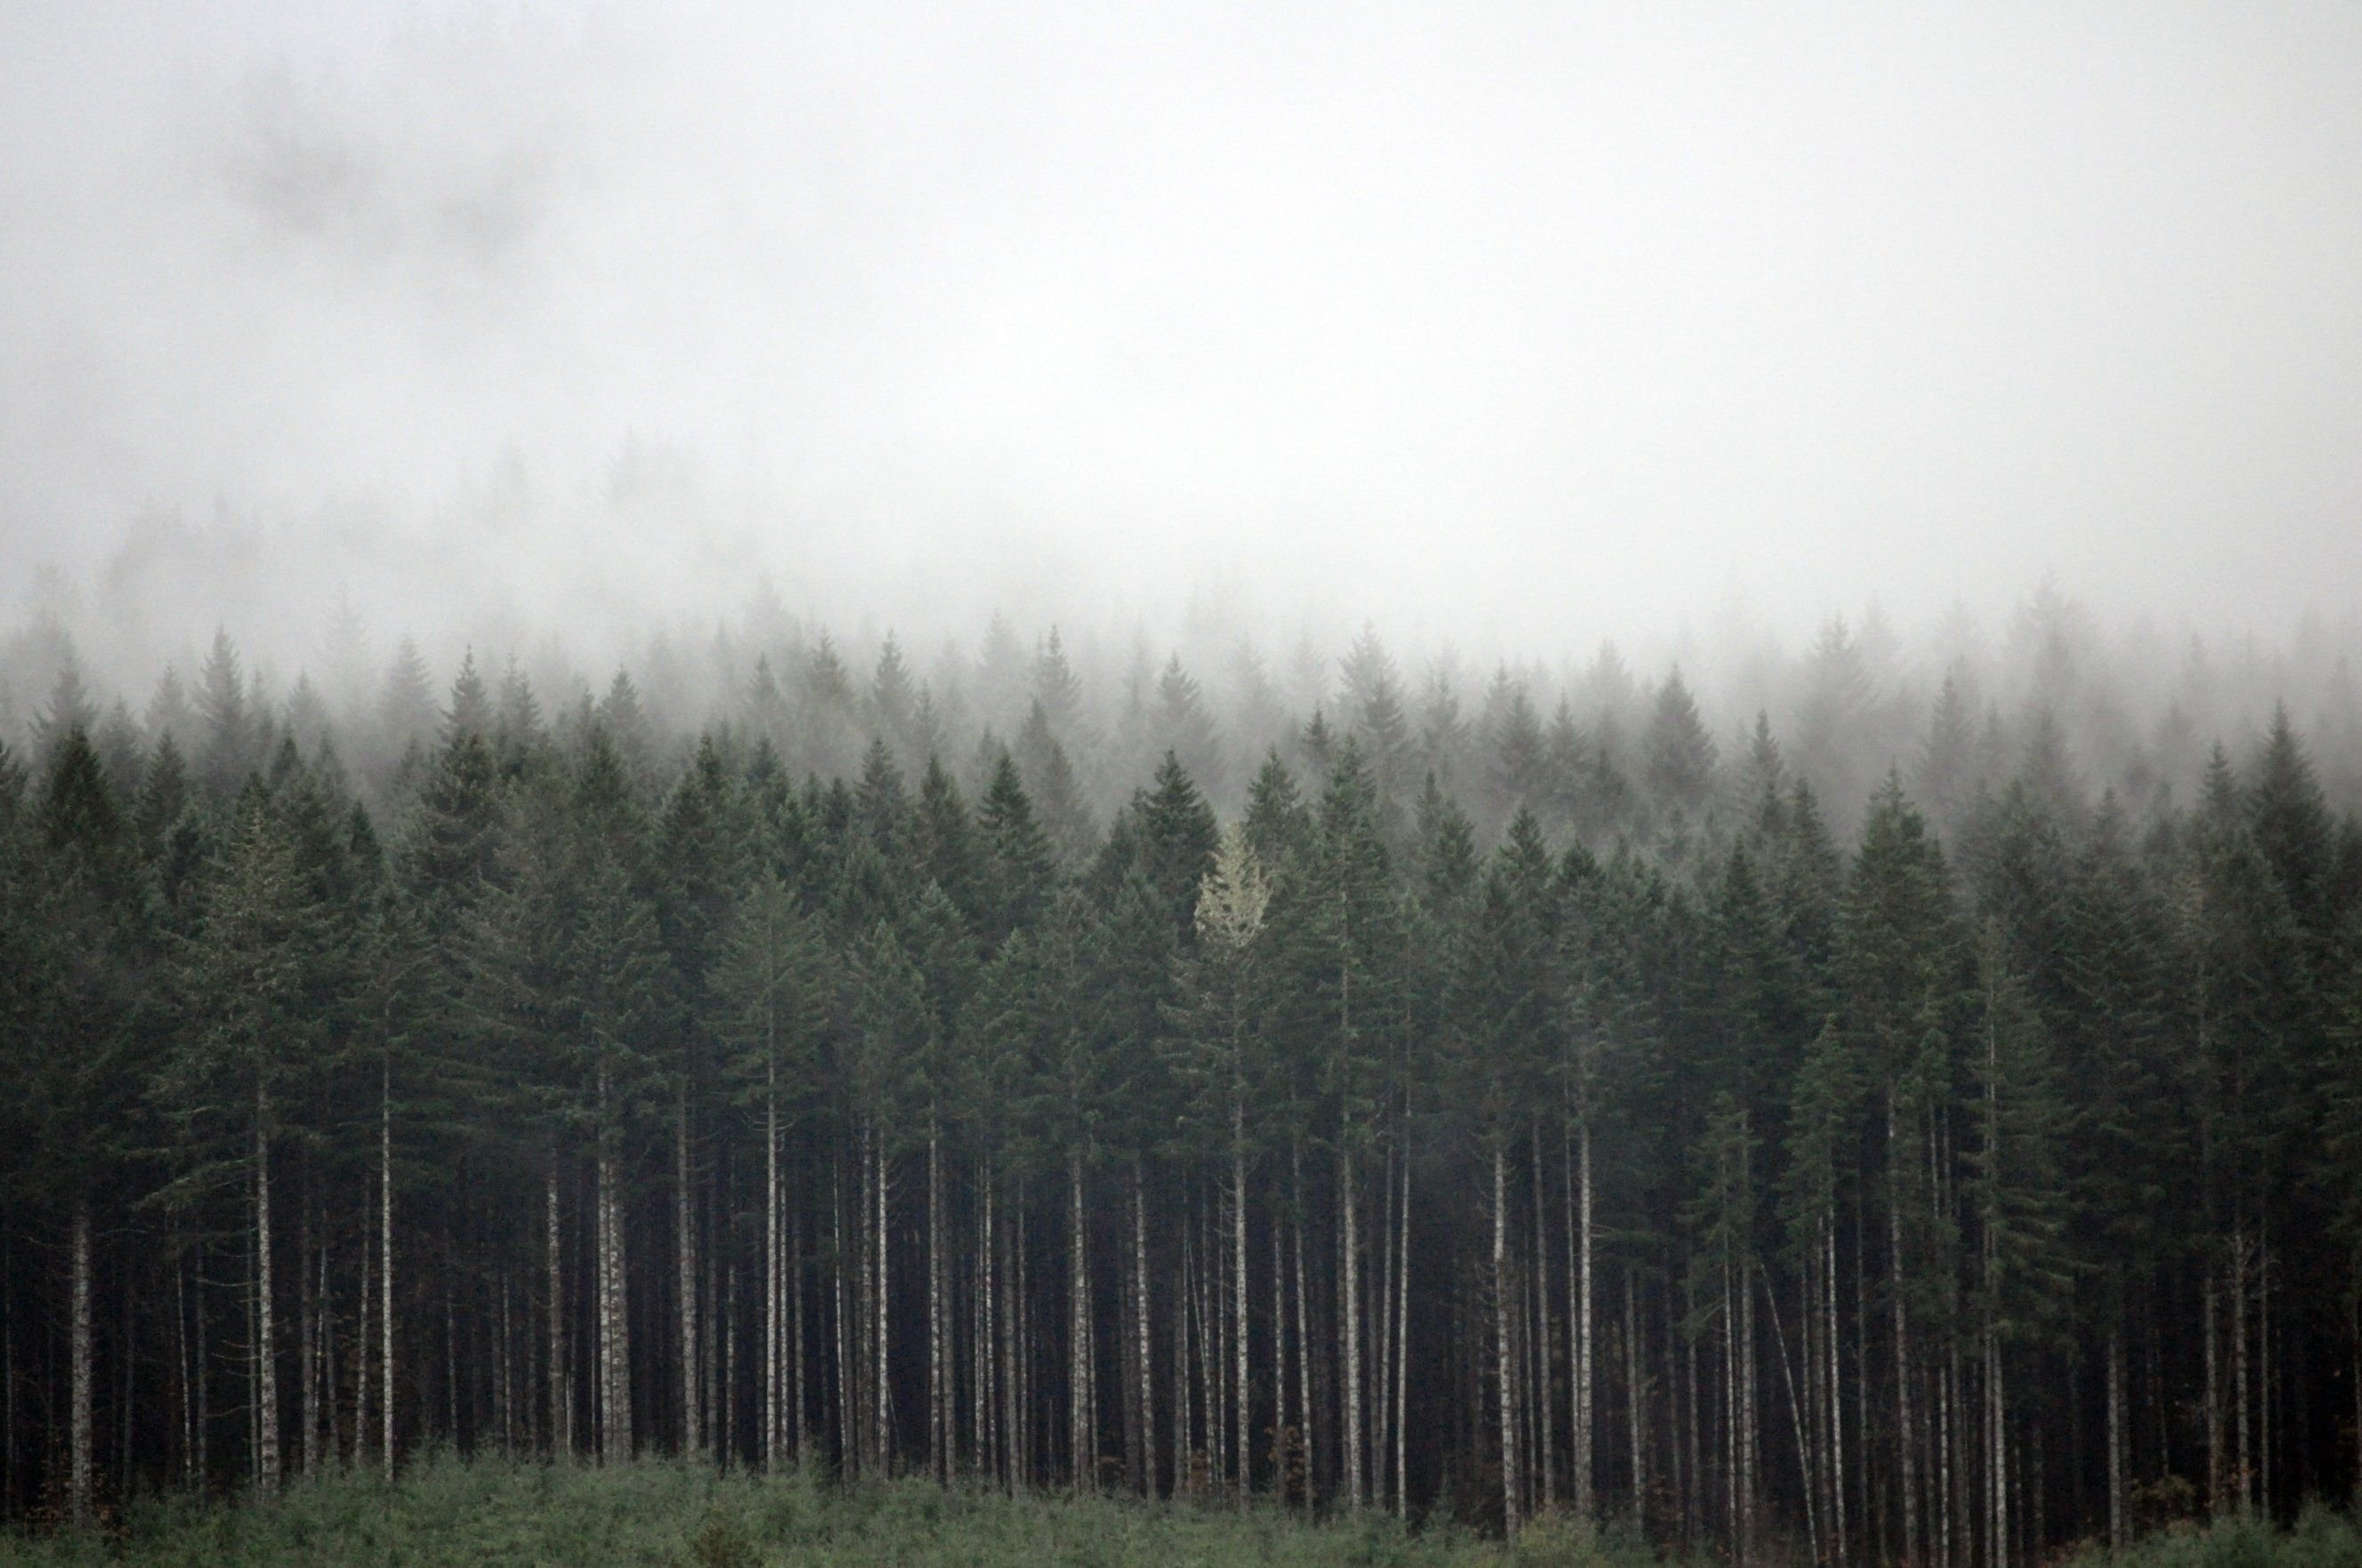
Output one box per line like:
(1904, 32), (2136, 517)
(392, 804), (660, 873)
(2061, 1509), (2362, 1568)
(0, 1455), (1668, 1568)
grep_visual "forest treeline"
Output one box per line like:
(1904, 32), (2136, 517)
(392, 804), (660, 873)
(3, 615), (2361, 1568)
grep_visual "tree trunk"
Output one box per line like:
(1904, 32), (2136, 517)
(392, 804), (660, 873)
(677, 1084), (701, 1457)
(546, 1163), (568, 1460)
(1291, 1149), (1313, 1507)
(1890, 1089), (1916, 1566)
(1829, 1210), (1848, 1568)
(930, 1115), (949, 1484)
(1342, 1136), (1364, 1511)
(1627, 1267), (1646, 1532)
(1070, 1149), (1090, 1491)
(1495, 1140), (1521, 1538)
(1394, 1125), (1411, 1517)
(355, 1214), (371, 1468)
(1232, 1111), (1250, 1505)
(1135, 1158), (1158, 1499)
(1576, 1111), (1597, 1521)
(764, 1074), (781, 1468)
(1533, 1126), (1555, 1515)
(255, 1085), (280, 1491)
(382, 1063), (396, 1478)
(2234, 1229), (2251, 1515)
(69, 1200), (93, 1529)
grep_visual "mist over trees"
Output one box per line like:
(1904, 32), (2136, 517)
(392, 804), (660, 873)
(2, 590), (2360, 1561)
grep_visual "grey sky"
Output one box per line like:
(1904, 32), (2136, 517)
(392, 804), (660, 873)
(4, 1), (2359, 653)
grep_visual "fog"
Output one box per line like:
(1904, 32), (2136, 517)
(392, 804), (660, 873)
(5, 1), (2362, 686)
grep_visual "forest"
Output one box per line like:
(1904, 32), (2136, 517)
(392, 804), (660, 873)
(3, 602), (2360, 1566)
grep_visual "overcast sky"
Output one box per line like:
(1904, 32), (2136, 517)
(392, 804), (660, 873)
(4, 1), (2359, 654)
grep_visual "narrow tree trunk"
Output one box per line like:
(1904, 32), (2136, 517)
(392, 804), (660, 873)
(1495, 1141), (1521, 1537)
(1291, 1149), (1313, 1507)
(1767, 1265), (1819, 1562)
(1891, 1090), (1916, 1566)
(1533, 1126), (1555, 1515)
(1829, 1210), (1848, 1568)
(1272, 1199), (1290, 1505)
(790, 1200), (807, 1467)
(1573, 1110), (1597, 1521)
(873, 1132), (889, 1477)
(255, 1087), (280, 1491)
(2233, 1229), (2251, 1515)
(2107, 1323), (2126, 1553)
(1394, 1125), (1411, 1518)
(930, 1115), (949, 1484)
(1988, 1324), (2008, 1568)
(764, 1075), (781, 1467)
(381, 1063), (395, 1479)
(69, 1200), (93, 1529)
(1342, 1136), (1364, 1511)
(1627, 1266), (1646, 1532)
(1232, 1110), (1250, 1505)
(355, 1217), (371, 1468)
(2205, 1262), (2223, 1516)
(677, 1084), (701, 1458)
(299, 1203), (318, 1477)
(1134, 1159), (1158, 1499)
(1070, 1149), (1089, 1491)
(546, 1163), (568, 1460)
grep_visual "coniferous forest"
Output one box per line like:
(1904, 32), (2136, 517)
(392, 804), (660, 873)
(4, 606), (2362, 1565)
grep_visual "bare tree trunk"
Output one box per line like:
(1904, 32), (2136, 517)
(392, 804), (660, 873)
(1342, 1136), (1364, 1511)
(930, 1115), (949, 1484)
(1233, 1112), (1250, 1505)
(1070, 1149), (1090, 1491)
(299, 1203), (317, 1477)
(2259, 1234), (2272, 1515)
(1134, 1159), (1158, 1500)
(764, 1078), (780, 1468)
(1533, 1127), (1555, 1515)
(1577, 1100), (1597, 1520)
(2204, 1262), (2222, 1516)
(546, 1164), (568, 1460)
(1988, 1325), (2008, 1568)
(1627, 1268), (1646, 1532)
(355, 1216), (371, 1468)
(1829, 1211), (1848, 1568)
(873, 1133), (889, 1477)
(1291, 1148), (1313, 1507)
(1890, 1090), (1916, 1567)
(2107, 1324), (2126, 1553)
(69, 1200), (93, 1529)
(1394, 1128), (1411, 1518)
(255, 1087), (281, 1491)
(381, 1064), (395, 1478)
(790, 1200), (806, 1467)
(677, 1085), (701, 1458)
(2233, 1228), (2251, 1515)
(1495, 1141), (1521, 1538)
(1767, 1265), (1818, 1561)
(1272, 1202), (1289, 1505)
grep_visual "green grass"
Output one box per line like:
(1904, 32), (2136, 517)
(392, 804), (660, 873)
(23, 1461), (2351, 1568)
(0, 1456), (1664, 1568)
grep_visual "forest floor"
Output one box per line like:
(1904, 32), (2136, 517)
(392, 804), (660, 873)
(0, 1454), (1651, 1567)
(2, 1459), (2354, 1568)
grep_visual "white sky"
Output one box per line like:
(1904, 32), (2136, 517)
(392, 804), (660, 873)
(4, 0), (2360, 651)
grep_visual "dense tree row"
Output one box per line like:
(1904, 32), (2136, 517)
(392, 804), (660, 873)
(3, 625), (2360, 1568)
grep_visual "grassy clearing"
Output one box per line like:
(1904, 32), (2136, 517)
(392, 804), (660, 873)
(0, 1456), (1661, 1568)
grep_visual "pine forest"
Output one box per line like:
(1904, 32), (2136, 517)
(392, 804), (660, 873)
(4, 607), (2362, 1567)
